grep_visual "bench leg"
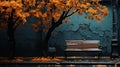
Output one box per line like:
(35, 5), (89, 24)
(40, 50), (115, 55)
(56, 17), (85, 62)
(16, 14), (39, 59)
(97, 51), (102, 59)
(64, 51), (67, 60)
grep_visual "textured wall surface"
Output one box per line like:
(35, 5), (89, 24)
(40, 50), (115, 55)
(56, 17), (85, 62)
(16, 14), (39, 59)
(0, 6), (112, 56)
(50, 5), (112, 56)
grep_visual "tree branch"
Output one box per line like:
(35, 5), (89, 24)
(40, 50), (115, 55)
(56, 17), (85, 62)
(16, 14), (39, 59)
(66, 9), (79, 17)
(54, 11), (66, 28)
(14, 18), (20, 30)
(64, 7), (73, 16)
(51, 17), (55, 26)
(55, 7), (73, 26)
(57, 11), (65, 23)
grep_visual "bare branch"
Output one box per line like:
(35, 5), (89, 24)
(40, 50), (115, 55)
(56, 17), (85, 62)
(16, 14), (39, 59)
(57, 11), (65, 23)
(66, 9), (79, 17)
(64, 7), (73, 17)
(51, 17), (55, 25)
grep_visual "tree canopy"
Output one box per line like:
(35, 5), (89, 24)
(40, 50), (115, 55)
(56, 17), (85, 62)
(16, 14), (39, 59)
(0, 0), (27, 30)
(30, 0), (109, 32)
(0, 0), (108, 31)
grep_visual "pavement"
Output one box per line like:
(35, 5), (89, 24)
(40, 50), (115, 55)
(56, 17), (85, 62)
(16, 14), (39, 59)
(0, 56), (120, 67)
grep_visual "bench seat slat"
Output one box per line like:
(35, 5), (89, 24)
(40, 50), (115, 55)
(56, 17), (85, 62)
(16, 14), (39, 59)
(66, 44), (99, 49)
(64, 40), (102, 59)
(65, 48), (102, 52)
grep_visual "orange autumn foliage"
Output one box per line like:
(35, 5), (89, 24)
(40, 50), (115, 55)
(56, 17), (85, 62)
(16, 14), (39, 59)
(32, 57), (60, 62)
(0, 0), (108, 32)
(29, 0), (108, 32)
(0, 0), (30, 30)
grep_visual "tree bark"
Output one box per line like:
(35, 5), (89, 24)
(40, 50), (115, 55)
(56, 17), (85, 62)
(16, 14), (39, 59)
(7, 21), (15, 59)
(6, 9), (16, 59)
(43, 26), (55, 56)
(43, 21), (62, 56)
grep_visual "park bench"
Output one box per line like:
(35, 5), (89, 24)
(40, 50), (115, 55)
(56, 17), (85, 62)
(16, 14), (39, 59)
(64, 40), (102, 59)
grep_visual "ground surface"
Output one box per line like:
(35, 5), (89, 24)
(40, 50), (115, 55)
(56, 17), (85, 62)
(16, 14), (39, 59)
(0, 56), (120, 67)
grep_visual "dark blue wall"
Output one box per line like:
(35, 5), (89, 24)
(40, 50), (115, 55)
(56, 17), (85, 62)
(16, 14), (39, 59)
(50, 5), (112, 56)
(0, 5), (113, 56)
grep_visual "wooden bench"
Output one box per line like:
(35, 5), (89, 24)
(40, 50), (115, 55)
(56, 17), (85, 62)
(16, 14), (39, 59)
(64, 40), (102, 59)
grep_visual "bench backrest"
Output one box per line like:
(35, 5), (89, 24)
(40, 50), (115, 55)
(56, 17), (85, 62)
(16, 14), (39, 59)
(65, 40), (100, 49)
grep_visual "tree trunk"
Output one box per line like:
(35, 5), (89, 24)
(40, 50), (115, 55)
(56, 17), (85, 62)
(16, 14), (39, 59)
(43, 26), (55, 56)
(43, 21), (62, 56)
(7, 22), (15, 59)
